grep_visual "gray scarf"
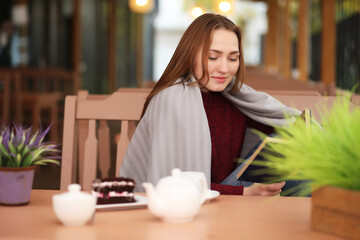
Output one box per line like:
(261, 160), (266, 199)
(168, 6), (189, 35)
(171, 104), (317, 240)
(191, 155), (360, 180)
(120, 77), (300, 192)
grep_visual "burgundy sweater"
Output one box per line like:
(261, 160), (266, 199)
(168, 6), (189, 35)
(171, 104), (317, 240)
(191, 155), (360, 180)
(201, 91), (274, 195)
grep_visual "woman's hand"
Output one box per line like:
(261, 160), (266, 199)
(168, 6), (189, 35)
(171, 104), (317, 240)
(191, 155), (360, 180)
(243, 182), (286, 196)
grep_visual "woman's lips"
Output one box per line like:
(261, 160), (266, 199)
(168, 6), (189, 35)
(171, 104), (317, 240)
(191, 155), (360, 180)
(212, 76), (227, 83)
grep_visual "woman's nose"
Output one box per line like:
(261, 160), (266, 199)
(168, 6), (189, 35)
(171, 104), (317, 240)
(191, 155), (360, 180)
(218, 59), (229, 73)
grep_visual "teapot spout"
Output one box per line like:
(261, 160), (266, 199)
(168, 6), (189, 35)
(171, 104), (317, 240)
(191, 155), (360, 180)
(142, 182), (164, 218)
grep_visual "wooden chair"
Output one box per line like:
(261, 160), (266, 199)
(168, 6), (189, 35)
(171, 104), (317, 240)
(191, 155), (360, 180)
(0, 71), (12, 124)
(60, 89), (149, 191)
(0, 68), (80, 142)
(76, 88), (151, 188)
(19, 69), (80, 142)
(245, 67), (329, 95)
(0, 70), (22, 124)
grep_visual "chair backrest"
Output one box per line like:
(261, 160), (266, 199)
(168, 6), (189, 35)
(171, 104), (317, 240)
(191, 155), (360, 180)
(60, 89), (150, 190)
(19, 68), (80, 95)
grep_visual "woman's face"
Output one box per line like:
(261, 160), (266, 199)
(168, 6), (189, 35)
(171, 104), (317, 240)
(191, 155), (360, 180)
(195, 28), (240, 92)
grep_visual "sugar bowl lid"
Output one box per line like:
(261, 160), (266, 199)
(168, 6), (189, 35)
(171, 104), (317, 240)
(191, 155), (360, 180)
(54, 184), (95, 202)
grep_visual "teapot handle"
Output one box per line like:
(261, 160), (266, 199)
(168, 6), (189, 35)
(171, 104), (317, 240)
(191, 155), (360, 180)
(198, 176), (208, 204)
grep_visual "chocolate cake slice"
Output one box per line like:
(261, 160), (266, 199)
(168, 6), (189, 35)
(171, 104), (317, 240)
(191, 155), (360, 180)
(92, 177), (136, 204)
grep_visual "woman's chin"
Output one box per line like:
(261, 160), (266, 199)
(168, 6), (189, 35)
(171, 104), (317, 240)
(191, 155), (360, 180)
(206, 85), (227, 92)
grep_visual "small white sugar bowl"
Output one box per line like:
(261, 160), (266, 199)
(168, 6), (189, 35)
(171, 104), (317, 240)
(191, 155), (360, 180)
(52, 184), (97, 227)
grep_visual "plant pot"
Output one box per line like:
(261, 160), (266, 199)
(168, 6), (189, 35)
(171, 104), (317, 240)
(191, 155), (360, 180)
(311, 185), (360, 240)
(0, 166), (36, 206)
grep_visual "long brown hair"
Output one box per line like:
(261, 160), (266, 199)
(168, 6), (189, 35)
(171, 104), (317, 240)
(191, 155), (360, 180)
(141, 13), (245, 117)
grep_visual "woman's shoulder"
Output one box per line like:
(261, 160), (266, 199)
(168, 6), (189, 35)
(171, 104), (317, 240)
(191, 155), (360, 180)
(145, 83), (184, 114)
(153, 81), (199, 100)
(150, 84), (180, 105)
(146, 81), (201, 117)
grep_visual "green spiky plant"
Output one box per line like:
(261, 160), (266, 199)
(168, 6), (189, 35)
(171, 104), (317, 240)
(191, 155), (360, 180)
(0, 123), (60, 168)
(253, 97), (360, 196)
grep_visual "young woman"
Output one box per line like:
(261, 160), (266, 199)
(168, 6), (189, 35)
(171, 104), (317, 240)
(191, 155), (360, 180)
(120, 13), (300, 195)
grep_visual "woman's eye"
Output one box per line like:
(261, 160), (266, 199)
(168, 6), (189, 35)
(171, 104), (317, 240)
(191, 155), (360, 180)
(209, 57), (217, 60)
(229, 58), (238, 62)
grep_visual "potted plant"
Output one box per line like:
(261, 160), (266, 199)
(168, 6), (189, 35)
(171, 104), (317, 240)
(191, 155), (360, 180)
(0, 123), (60, 206)
(255, 98), (360, 239)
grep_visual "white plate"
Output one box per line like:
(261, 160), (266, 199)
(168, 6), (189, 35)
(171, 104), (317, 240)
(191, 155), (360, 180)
(205, 190), (220, 203)
(96, 195), (147, 211)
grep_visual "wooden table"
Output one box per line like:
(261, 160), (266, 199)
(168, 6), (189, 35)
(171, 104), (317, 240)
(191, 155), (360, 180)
(0, 190), (341, 240)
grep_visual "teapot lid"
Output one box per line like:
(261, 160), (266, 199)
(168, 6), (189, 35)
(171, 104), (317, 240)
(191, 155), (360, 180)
(171, 168), (181, 177)
(53, 184), (95, 202)
(157, 168), (194, 187)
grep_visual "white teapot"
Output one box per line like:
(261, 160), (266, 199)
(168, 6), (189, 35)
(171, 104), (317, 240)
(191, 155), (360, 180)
(142, 168), (208, 223)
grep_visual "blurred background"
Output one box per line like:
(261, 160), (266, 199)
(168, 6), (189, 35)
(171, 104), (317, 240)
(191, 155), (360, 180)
(0, 0), (359, 188)
(1, 0), (358, 93)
